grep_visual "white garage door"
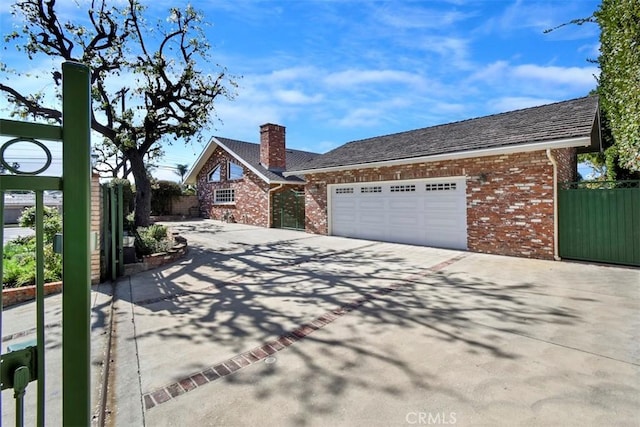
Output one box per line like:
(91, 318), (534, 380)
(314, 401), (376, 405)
(330, 177), (467, 250)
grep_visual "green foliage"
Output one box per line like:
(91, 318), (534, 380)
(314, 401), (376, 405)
(151, 180), (182, 215)
(595, 0), (640, 173)
(134, 224), (173, 256)
(1, 1), (237, 227)
(18, 205), (62, 243)
(2, 236), (62, 288)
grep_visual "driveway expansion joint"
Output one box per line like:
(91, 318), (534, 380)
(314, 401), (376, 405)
(141, 252), (469, 410)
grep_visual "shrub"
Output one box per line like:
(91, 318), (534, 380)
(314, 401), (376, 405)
(18, 205), (62, 243)
(134, 224), (174, 256)
(2, 236), (62, 288)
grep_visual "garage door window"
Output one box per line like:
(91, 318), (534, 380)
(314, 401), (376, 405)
(361, 186), (382, 193)
(390, 184), (416, 192)
(336, 187), (354, 194)
(425, 182), (457, 191)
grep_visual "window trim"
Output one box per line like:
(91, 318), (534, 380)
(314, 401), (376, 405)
(213, 188), (235, 205)
(227, 161), (244, 181)
(208, 165), (221, 182)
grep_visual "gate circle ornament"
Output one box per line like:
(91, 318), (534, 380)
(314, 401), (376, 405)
(0, 137), (53, 175)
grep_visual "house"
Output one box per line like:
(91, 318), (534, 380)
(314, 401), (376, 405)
(284, 96), (601, 260)
(184, 124), (319, 229)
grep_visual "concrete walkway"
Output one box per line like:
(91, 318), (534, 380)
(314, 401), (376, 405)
(2, 219), (639, 426)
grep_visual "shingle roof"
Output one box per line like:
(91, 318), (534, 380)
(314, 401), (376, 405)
(288, 96), (599, 173)
(214, 137), (319, 183)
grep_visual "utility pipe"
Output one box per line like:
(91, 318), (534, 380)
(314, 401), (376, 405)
(546, 149), (561, 261)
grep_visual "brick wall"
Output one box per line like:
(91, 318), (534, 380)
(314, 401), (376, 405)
(91, 173), (101, 284)
(260, 123), (287, 171)
(197, 147), (270, 227)
(305, 149), (573, 260)
(554, 147), (577, 183)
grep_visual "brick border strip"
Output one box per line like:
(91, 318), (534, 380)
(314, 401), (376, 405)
(142, 252), (469, 410)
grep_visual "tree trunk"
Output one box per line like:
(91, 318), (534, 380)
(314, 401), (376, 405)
(127, 148), (152, 227)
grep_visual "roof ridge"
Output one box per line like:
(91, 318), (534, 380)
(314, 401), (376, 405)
(342, 95), (598, 147)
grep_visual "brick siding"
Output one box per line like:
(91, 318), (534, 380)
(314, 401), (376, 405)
(91, 173), (101, 284)
(260, 123), (286, 171)
(304, 149), (575, 260)
(196, 147), (270, 227)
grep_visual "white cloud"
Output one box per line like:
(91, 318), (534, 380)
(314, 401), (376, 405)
(374, 5), (473, 30)
(324, 69), (425, 89)
(488, 96), (559, 113)
(512, 64), (599, 87)
(274, 90), (323, 105)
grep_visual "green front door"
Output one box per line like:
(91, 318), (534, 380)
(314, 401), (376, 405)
(273, 189), (305, 230)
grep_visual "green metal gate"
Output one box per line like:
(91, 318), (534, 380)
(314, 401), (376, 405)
(559, 180), (640, 266)
(1, 62), (92, 426)
(273, 189), (305, 230)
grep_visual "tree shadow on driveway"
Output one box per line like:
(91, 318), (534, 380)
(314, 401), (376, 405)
(96, 225), (603, 424)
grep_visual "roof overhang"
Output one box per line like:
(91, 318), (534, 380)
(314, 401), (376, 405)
(183, 137), (295, 185)
(284, 136), (593, 176)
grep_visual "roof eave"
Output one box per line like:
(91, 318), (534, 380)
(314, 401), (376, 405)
(284, 136), (592, 176)
(184, 136), (275, 185)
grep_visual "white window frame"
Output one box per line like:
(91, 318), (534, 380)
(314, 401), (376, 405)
(208, 165), (221, 182)
(214, 188), (235, 205)
(227, 161), (244, 180)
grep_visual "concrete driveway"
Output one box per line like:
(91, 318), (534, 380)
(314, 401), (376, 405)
(102, 220), (639, 426)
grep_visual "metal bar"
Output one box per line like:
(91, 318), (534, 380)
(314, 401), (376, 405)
(35, 191), (45, 426)
(117, 185), (124, 277)
(0, 176), (63, 192)
(110, 186), (117, 281)
(15, 391), (23, 427)
(0, 189), (4, 419)
(61, 61), (92, 426)
(0, 119), (62, 141)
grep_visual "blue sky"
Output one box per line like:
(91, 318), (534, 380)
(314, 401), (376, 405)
(0, 0), (601, 181)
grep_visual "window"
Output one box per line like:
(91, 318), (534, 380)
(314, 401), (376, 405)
(228, 162), (244, 180)
(214, 188), (235, 204)
(390, 184), (416, 192)
(361, 186), (382, 193)
(425, 182), (457, 191)
(208, 165), (221, 182)
(335, 187), (354, 194)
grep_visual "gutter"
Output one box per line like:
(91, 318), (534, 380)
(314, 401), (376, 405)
(546, 149), (561, 261)
(267, 183), (285, 227)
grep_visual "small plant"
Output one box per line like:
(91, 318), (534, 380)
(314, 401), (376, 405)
(134, 224), (174, 256)
(2, 236), (62, 288)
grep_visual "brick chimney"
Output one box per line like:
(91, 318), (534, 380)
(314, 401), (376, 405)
(260, 123), (286, 171)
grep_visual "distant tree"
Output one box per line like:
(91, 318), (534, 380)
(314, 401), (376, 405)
(546, 0), (640, 177)
(1, 0), (237, 226)
(175, 163), (189, 183)
(595, 0), (640, 174)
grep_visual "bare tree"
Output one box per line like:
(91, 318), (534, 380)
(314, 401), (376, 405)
(1, 0), (237, 225)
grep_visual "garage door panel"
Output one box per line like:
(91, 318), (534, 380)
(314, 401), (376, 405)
(330, 179), (467, 250)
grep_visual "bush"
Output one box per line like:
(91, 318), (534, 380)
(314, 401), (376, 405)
(151, 180), (182, 215)
(2, 236), (62, 288)
(134, 224), (174, 256)
(18, 206), (62, 243)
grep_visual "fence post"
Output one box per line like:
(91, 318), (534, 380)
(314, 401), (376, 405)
(61, 61), (92, 426)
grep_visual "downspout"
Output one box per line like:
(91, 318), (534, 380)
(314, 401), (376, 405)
(267, 183), (285, 227)
(546, 149), (561, 261)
